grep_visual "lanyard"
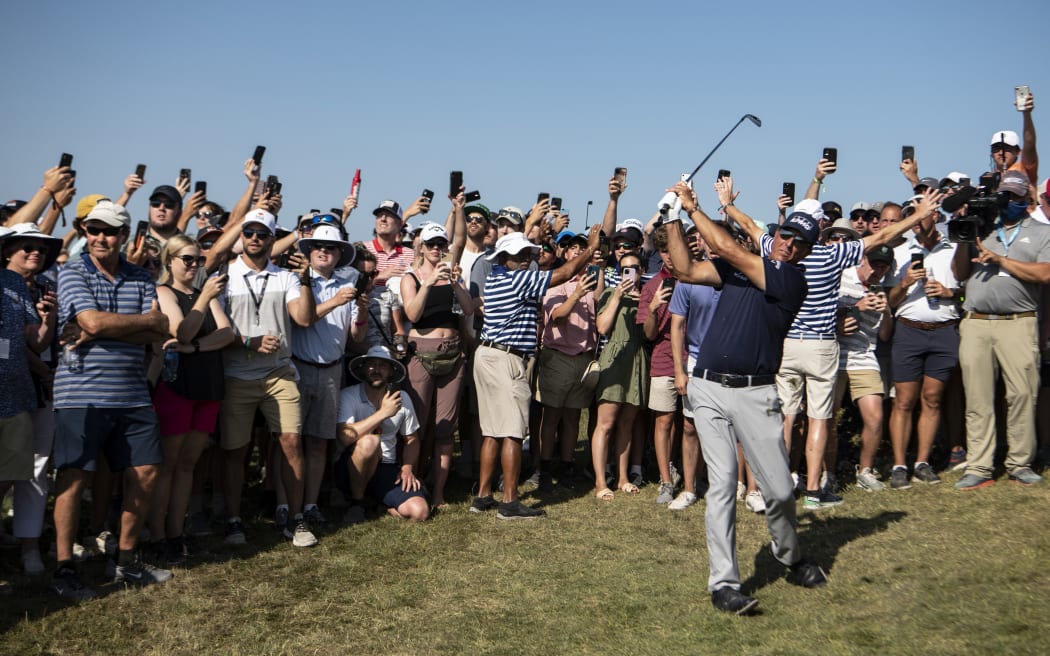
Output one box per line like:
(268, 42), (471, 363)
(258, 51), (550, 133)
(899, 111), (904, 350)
(244, 272), (270, 325)
(995, 222), (1022, 257)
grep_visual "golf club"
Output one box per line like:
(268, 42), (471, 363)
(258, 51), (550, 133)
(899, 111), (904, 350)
(658, 114), (762, 212)
(685, 114), (762, 183)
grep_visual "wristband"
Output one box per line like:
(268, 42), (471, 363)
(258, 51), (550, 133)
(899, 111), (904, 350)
(354, 320), (368, 326)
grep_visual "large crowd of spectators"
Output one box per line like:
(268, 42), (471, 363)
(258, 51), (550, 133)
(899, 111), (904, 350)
(1, 88), (1047, 613)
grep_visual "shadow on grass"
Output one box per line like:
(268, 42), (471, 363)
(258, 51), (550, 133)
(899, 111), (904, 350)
(741, 510), (907, 596)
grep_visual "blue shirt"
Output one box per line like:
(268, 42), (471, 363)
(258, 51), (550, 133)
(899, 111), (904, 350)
(668, 281), (721, 360)
(0, 270), (40, 418)
(480, 265), (552, 353)
(761, 234), (862, 337)
(694, 258), (807, 376)
(54, 254), (156, 409)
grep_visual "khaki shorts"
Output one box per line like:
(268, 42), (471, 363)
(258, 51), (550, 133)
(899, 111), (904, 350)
(776, 338), (839, 420)
(297, 363), (341, 439)
(220, 368), (302, 450)
(648, 376), (679, 413)
(0, 412), (33, 481)
(474, 345), (531, 439)
(535, 348), (594, 409)
(833, 369), (885, 403)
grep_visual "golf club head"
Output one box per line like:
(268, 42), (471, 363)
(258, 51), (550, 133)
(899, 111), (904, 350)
(744, 114), (762, 127)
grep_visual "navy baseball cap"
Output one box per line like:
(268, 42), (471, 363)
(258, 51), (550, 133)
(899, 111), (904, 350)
(777, 212), (820, 245)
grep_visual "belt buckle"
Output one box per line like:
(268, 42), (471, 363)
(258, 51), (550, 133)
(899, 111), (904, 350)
(719, 373), (740, 388)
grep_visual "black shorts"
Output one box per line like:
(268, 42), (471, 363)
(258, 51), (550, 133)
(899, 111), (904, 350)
(333, 449), (426, 508)
(891, 322), (959, 383)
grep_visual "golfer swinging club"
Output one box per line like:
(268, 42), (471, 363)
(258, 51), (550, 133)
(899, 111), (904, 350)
(665, 179), (828, 615)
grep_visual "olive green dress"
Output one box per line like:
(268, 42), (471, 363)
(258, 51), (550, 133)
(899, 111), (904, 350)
(595, 289), (648, 406)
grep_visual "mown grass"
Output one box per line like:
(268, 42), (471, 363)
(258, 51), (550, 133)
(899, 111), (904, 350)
(2, 462), (1049, 655)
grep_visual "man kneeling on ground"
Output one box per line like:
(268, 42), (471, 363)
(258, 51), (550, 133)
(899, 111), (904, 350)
(335, 346), (429, 523)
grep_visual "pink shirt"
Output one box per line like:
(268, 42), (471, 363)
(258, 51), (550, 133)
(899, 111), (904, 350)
(541, 277), (597, 356)
(365, 239), (415, 288)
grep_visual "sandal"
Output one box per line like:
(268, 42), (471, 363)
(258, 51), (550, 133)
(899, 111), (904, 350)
(595, 488), (614, 501)
(619, 482), (640, 494)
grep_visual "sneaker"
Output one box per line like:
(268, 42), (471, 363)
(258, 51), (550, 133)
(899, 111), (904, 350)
(855, 467), (886, 492)
(343, 505), (366, 525)
(711, 587), (758, 615)
(889, 467), (912, 490)
(629, 471), (645, 488)
(274, 506), (289, 532)
(524, 470), (541, 487)
(655, 482), (675, 505)
(1008, 466), (1043, 486)
(95, 530), (117, 556)
(819, 471), (841, 494)
(114, 556), (173, 586)
(50, 567), (98, 601)
(802, 488), (843, 510)
(736, 480), (746, 501)
(912, 462), (941, 485)
(669, 462), (682, 489)
(948, 448), (968, 471)
(185, 511), (212, 537)
(556, 464), (577, 490)
(284, 517), (318, 548)
(469, 495), (498, 514)
(955, 473), (995, 490)
(668, 491), (698, 511)
(787, 559), (828, 588)
(166, 536), (188, 567)
(496, 500), (546, 520)
(537, 470), (554, 493)
(22, 550), (45, 575)
(224, 519), (247, 545)
(303, 506), (328, 529)
(745, 491), (767, 514)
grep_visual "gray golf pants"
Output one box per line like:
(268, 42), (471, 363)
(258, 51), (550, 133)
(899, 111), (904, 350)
(688, 377), (801, 591)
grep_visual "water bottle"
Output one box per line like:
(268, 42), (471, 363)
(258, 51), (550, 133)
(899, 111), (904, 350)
(162, 349), (179, 383)
(61, 344), (83, 373)
(924, 268), (939, 310)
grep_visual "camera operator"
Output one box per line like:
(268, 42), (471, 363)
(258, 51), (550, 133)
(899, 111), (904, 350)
(952, 170), (1050, 490)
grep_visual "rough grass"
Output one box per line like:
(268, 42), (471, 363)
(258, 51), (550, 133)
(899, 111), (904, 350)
(2, 462), (1049, 656)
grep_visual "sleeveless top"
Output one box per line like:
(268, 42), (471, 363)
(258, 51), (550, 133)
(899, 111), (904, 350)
(164, 285), (225, 401)
(406, 271), (458, 331)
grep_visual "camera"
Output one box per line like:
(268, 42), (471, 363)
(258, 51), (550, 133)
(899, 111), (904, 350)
(944, 172), (1003, 243)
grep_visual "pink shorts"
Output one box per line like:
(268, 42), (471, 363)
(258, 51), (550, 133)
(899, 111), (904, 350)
(153, 381), (222, 437)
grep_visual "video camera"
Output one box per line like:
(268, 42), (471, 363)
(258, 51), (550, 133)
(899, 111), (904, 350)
(942, 172), (1004, 243)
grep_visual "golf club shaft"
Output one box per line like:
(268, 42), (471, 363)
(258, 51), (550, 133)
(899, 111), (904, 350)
(684, 115), (759, 183)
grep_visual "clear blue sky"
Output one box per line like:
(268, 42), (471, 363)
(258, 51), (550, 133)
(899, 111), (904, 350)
(2, 1), (1048, 242)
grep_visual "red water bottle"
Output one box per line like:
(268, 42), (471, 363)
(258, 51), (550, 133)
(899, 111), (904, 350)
(351, 169), (361, 199)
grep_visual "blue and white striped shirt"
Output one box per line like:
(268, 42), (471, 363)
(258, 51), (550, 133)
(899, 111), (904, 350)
(54, 254), (156, 409)
(761, 234), (862, 338)
(480, 265), (552, 353)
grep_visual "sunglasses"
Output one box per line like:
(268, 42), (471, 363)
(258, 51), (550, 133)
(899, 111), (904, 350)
(313, 243), (340, 252)
(825, 233), (850, 242)
(424, 239), (449, 249)
(200, 240), (217, 250)
(614, 242), (635, 250)
(85, 225), (122, 237)
(778, 228), (809, 244)
(175, 255), (206, 267)
(150, 200), (178, 210)
(300, 213), (343, 232)
(466, 215), (488, 224)
(242, 228), (272, 240)
(497, 210), (523, 222)
(17, 242), (48, 254)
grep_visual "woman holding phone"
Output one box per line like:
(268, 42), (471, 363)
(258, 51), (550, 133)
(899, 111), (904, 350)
(590, 252), (649, 500)
(147, 234), (234, 564)
(400, 193), (470, 510)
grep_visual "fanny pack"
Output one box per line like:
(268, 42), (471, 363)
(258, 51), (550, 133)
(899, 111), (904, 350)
(414, 338), (462, 377)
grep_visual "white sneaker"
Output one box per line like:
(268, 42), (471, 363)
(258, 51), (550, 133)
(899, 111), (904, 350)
(284, 516), (318, 548)
(745, 490), (766, 514)
(736, 481), (746, 501)
(95, 530), (117, 556)
(668, 491), (698, 510)
(856, 466), (886, 492)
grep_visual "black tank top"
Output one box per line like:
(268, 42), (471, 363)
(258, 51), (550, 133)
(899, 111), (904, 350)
(407, 272), (458, 331)
(163, 285), (225, 401)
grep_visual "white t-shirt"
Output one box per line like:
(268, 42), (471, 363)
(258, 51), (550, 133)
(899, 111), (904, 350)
(336, 384), (419, 464)
(889, 237), (960, 323)
(837, 267), (888, 371)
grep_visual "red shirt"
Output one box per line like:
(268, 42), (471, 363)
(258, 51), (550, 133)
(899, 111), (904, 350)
(636, 268), (675, 377)
(365, 239), (415, 288)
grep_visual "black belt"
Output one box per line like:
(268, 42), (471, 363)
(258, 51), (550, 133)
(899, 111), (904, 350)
(480, 340), (530, 360)
(694, 368), (776, 388)
(292, 355), (343, 369)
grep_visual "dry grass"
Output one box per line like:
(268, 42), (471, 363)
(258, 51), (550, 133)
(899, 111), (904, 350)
(2, 462), (1049, 655)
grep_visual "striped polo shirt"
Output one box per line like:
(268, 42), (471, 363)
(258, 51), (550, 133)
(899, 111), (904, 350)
(364, 239), (415, 289)
(761, 234), (863, 337)
(480, 265), (553, 353)
(54, 254), (156, 409)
